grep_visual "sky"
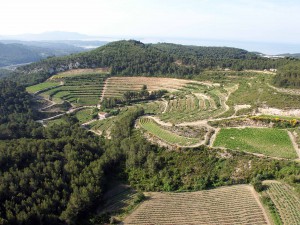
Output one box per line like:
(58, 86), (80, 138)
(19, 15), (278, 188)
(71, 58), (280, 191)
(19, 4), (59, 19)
(1, 0), (300, 53)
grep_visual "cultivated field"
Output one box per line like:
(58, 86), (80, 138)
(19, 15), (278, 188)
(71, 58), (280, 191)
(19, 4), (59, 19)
(123, 185), (270, 225)
(103, 76), (212, 98)
(74, 108), (97, 123)
(39, 74), (106, 106)
(263, 181), (300, 225)
(50, 67), (110, 79)
(139, 117), (200, 146)
(134, 101), (165, 114)
(160, 88), (229, 123)
(26, 81), (60, 93)
(213, 127), (297, 159)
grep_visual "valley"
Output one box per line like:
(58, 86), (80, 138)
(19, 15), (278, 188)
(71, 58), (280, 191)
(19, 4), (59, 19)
(2, 40), (300, 225)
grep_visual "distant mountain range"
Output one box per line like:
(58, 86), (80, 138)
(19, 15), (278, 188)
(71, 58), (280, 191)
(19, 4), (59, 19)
(0, 32), (109, 67)
(0, 31), (100, 41)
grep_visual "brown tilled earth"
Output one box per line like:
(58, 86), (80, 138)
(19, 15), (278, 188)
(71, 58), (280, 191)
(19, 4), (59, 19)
(122, 185), (271, 225)
(103, 77), (211, 97)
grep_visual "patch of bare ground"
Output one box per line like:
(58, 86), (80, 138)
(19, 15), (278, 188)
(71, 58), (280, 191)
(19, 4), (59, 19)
(122, 185), (271, 225)
(244, 69), (275, 75)
(52, 67), (110, 77)
(268, 83), (300, 96)
(258, 107), (300, 117)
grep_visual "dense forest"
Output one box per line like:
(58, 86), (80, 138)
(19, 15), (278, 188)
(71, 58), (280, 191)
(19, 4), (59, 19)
(7, 40), (297, 86)
(0, 80), (41, 139)
(274, 61), (300, 87)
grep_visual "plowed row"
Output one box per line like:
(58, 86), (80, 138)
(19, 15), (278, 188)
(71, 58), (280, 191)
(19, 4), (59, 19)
(139, 117), (199, 146)
(264, 181), (300, 224)
(103, 77), (207, 98)
(124, 185), (269, 225)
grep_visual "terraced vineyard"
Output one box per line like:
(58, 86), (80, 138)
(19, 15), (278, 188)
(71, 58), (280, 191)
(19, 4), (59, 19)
(38, 73), (106, 106)
(26, 81), (61, 93)
(139, 117), (200, 146)
(263, 181), (300, 225)
(124, 185), (270, 225)
(159, 84), (231, 123)
(134, 101), (165, 114)
(103, 76), (212, 98)
(213, 128), (297, 159)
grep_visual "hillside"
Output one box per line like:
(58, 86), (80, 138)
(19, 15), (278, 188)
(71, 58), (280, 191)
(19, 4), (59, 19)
(0, 40), (101, 68)
(2, 40), (300, 224)
(13, 39), (295, 86)
(0, 42), (41, 67)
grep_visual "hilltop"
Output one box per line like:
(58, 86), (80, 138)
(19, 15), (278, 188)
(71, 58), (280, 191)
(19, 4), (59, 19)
(11, 39), (294, 86)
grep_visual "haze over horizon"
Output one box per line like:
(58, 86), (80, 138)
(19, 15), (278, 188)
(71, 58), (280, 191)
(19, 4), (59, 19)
(1, 0), (300, 54)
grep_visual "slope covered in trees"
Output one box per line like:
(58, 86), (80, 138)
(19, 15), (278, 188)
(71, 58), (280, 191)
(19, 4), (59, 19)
(0, 41), (89, 67)
(12, 40), (295, 86)
(0, 43), (41, 67)
(274, 61), (300, 87)
(0, 79), (41, 139)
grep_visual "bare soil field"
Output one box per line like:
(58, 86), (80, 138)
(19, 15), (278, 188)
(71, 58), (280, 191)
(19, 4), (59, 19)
(123, 185), (270, 225)
(103, 77), (212, 97)
(50, 67), (110, 79)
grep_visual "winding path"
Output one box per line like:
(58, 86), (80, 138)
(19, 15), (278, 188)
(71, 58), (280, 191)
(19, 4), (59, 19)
(161, 99), (168, 114)
(287, 131), (300, 159)
(37, 106), (95, 123)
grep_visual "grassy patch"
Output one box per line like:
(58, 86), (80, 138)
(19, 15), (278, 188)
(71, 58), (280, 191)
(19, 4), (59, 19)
(227, 74), (300, 110)
(26, 82), (60, 93)
(46, 118), (67, 126)
(75, 108), (97, 123)
(213, 128), (297, 159)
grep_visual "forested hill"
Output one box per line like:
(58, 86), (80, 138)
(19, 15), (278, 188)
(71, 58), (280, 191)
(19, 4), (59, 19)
(11, 40), (295, 86)
(153, 43), (255, 60)
(0, 42), (41, 67)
